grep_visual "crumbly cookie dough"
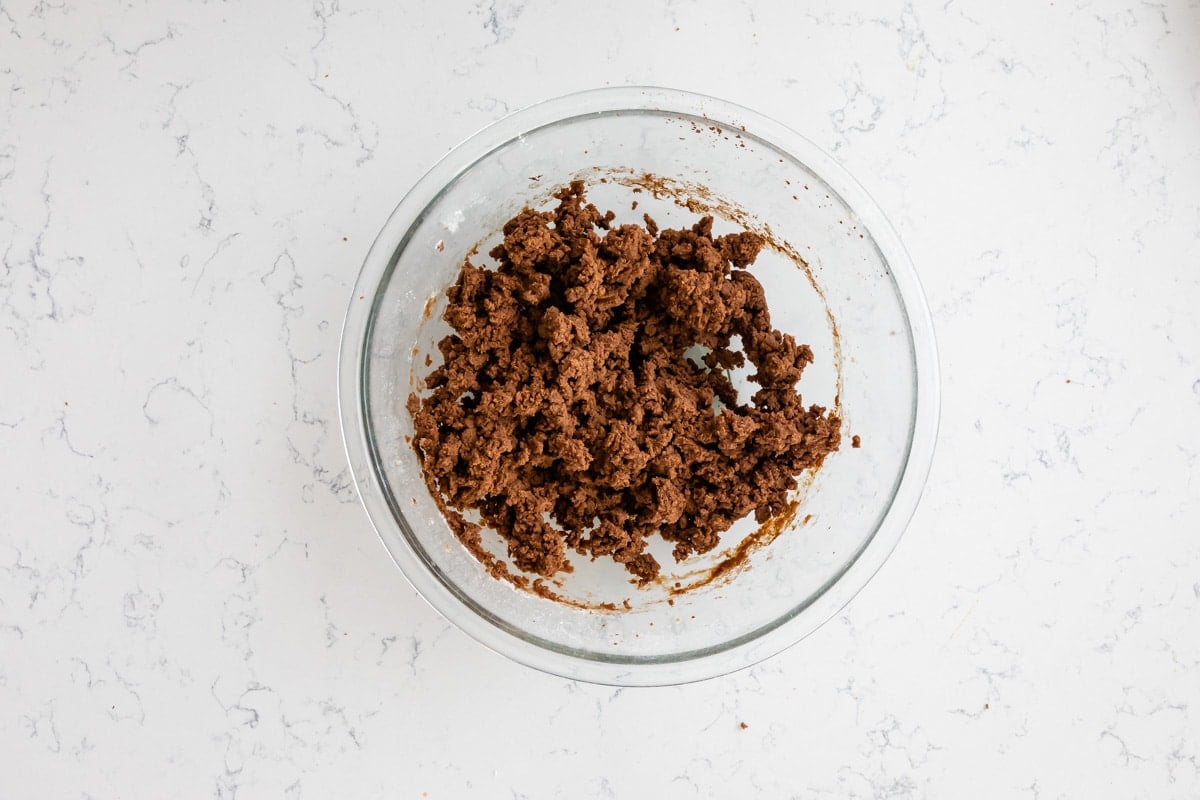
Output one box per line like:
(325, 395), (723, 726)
(408, 181), (840, 584)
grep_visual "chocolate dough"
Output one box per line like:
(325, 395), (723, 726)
(408, 181), (840, 584)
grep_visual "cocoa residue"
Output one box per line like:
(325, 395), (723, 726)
(408, 181), (840, 585)
(668, 497), (801, 594)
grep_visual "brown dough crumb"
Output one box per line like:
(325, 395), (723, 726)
(851, 434), (861, 448)
(642, 213), (658, 237)
(739, 721), (749, 730)
(408, 181), (840, 584)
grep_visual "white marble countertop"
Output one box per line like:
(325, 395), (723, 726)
(2, 0), (1199, 796)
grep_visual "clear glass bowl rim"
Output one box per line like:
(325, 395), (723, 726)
(337, 86), (940, 686)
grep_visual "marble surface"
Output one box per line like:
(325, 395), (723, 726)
(2, 0), (1198, 796)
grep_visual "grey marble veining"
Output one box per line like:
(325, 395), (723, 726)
(1, 0), (1198, 797)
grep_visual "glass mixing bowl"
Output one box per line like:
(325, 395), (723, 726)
(338, 87), (938, 685)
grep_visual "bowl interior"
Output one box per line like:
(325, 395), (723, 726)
(358, 101), (919, 669)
